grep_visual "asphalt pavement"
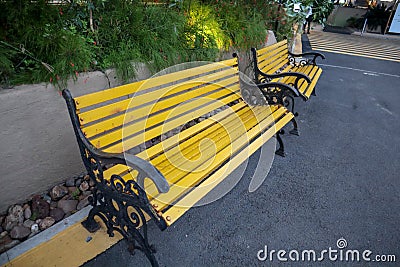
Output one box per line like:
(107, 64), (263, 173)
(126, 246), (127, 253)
(84, 34), (400, 266)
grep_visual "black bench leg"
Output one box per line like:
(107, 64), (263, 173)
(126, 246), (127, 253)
(284, 95), (299, 117)
(289, 117), (299, 136)
(81, 177), (161, 267)
(311, 87), (317, 96)
(275, 130), (286, 157)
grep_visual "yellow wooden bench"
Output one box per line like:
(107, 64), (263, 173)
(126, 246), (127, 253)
(62, 58), (296, 266)
(251, 39), (325, 100)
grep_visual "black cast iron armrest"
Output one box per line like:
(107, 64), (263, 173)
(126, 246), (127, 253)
(288, 51), (325, 65)
(256, 68), (311, 90)
(95, 151), (170, 194)
(257, 81), (302, 99)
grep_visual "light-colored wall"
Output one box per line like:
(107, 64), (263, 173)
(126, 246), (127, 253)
(0, 67), (150, 213)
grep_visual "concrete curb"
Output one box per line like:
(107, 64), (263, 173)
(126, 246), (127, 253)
(0, 207), (90, 266)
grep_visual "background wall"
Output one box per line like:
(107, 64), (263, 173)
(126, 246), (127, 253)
(0, 67), (150, 213)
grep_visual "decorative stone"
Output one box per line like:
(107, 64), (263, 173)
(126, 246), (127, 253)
(23, 219), (35, 228)
(31, 195), (50, 219)
(57, 199), (78, 213)
(83, 174), (90, 181)
(0, 231), (8, 238)
(50, 201), (58, 209)
(10, 225), (31, 240)
(89, 179), (95, 187)
(39, 217), (55, 230)
(5, 239), (20, 250)
(4, 205), (24, 231)
(24, 206), (32, 220)
(68, 186), (79, 195)
(79, 181), (89, 192)
(8, 205), (24, 222)
(31, 224), (39, 234)
(75, 178), (83, 187)
(65, 177), (75, 187)
(77, 196), (91, 210)
(50, 208), (65, 222)
(50, 185), (68, 200)
(0, 234), (13, 254)
(42, 194), (52, 203)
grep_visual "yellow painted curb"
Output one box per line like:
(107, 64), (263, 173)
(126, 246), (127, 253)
(2, 219), (122, 267)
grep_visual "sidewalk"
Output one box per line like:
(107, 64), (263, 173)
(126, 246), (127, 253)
(313, 23), (400, 41)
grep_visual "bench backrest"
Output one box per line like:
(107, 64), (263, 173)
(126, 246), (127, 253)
(252, 40), (289, 76)
(71, 59), (242, 154)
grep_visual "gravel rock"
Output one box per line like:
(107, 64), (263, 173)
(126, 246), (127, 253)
(39, 217), (55, 230)
(75, 178), (83, 187)
(0, 226), (3, 233)
(0, 231), (8, 238)
(31, 195), (50, 219)
(24, 206), (32, 220)
(30, 224), (39, 234)
(50, 201), (58, 209)
(5, 239), (20, 250)
(50, 185), (69, 200)
(0, 234), (13, 254)
(50, 208), (65, 222)
(68, 186), (79, 195)
(42, 194), (52, 203)
(77, 196), (91, 210)
(84, 174), (90, 181)
(4, 205), (24, 231)
(79, 181), (89, 192)
(10, 225), (31, 240)
(23, 220), (35, 228)
(89, 179), (96, 187)
(57, 199), (78, 213)
(65, 177), (76, 187)
(3, 219), (17, 232)
(0, 216), (4, 225)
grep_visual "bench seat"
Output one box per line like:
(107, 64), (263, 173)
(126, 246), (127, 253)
(98, 103), (292, 226)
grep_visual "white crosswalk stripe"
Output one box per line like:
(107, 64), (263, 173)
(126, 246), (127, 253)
(308, 31), (400, 63)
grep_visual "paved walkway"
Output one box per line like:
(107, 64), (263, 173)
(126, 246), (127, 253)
(84, 33), (400, 266)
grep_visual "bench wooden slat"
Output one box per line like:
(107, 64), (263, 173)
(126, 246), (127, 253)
(102, 90), (241, 153)
(149, 105), (262, 170)
(304, 68), (322, 98)
(78, 68), (238, 125)
(82, 75), (239, 139)
(258, 49), (288, 73)
(150, 106), (288, 209)
(101, 102), (249, 181)
(74, 58), (238, 109)
(157, 107), (294, 225)
(257, 40), (287, 57)
(257, 43), (287, 63)
(151, 106), (270, 175)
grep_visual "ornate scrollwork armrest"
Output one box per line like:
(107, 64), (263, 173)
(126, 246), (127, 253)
(257, 68), (311, 91)
(96, 151), (170, 194)
(288, 51), (325, 66)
